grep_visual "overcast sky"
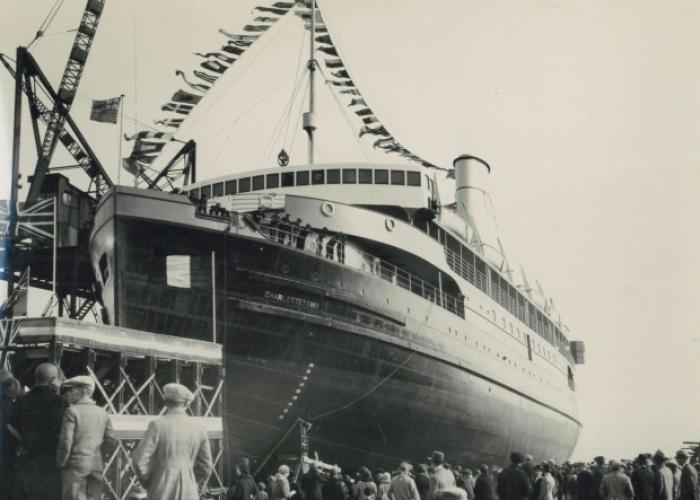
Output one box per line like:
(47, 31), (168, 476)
(2, 0), (700, 461)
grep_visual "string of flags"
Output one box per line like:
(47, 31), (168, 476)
(300, 0), (446, 171)
(120, 0), (445, 176)
(121, 1), (296, 176)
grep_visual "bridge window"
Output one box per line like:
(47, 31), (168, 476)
(225, 180), (237, 195)
(212, 182), (223, 197)
(296, 171), (309, 186)
(358, 169), (372, 184)
(327, 169), (340, 184)
(267, 173), (279, 188)
(374, 169), (388, 184)
(201, 185), (212, 198)
(391, 170), (405, 185)
(406, 171), (421, 186)
(252, 175), (265, 191)
(282, 172), (294, 187)
(239, 177), (251, 193)
(312, 170), (325, 185)
(342, 169), (357, 184)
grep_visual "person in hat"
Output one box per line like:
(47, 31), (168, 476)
(653, 452), (674, 500)
(600, 461), (633, 500)
(132, 382), (213, 500)
(474, 465), (496, 500)
(631, 454), (655, 500)
(665, 460), (681, 500)
(8, 362), (66, 500)
(591, 457), (608, 500)
(57, 375), (117, 500)
(675, 450), (698, 500)
(496, 452), (531, 500)
(429, 451), (457, 500)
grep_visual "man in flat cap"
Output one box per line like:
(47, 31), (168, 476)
(675, 450), (698, 500)
(8, 362), (66, 500)
(57, 375), (117, 500)
(429, 451), (457, 500)
(496, 452), (531, 500)
(132, 382), (213, 500)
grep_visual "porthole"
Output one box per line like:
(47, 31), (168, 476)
(385, 218), (396, 231)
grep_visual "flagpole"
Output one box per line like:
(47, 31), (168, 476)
(117, 94), (125, 185)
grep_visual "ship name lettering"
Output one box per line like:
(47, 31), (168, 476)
(264, 291), (319, 310)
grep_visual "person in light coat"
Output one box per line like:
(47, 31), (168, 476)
(539, 464), (558, 500)
(131, 383), (213, 500)
(57, 375), (117, 500)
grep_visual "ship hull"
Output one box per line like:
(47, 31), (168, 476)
(90, 187), (581, 470)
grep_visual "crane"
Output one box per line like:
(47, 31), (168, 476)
(23, 0), (112, 204)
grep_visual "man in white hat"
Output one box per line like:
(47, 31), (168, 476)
(57, 375), (117, 500)
(132, 382), (213, 500)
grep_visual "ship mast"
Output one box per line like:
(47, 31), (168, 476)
(303, 0), (317, 164)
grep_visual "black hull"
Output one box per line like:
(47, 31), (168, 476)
(91, 198), (581, 471)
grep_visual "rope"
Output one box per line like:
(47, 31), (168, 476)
(317, 64), (373, 164)
(308, 351), (415, 422)
(27, 0), (65, 49)
(182, 12), (294, 133)
(258, 68), (308, 168)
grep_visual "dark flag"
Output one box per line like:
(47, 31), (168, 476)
(171, 89), (203, 105)
(90, 97), (121, 123)
(124, 131), (173, 141)
(324, 58), (344, 69)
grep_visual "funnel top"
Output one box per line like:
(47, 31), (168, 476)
(452, 154), (491, 173)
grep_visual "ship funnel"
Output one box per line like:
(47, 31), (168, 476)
(452, 155), (491, 249)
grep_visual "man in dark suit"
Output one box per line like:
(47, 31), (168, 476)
(8, 363), (66, 500)
(675, 451), (698, 500)
(631, 454), (655, 500)
(497, 452), (531, 500)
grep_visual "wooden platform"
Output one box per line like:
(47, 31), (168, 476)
(1, 317), (226, 499)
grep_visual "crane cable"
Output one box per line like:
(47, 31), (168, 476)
(27, 0), (66, 49)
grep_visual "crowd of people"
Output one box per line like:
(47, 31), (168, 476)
(2, 363), (699, 500)
(244, 450), (699, 500)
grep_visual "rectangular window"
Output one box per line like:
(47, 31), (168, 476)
(296, 171), (309, 185)
(201, 185), (212, 198)
(406, 171), (421, 186)
(282, 172), (294, 187)
(374, 169), (389, 184)
(358, 168), (372, 184)
(342, 169), (357, 184)
(212, 182), (224, 197)
(225, 180), (237, 195)
(311, 170), (325, 185)
(266, 173), (279, 188)
(239, 177), (251, 193)
(252, 175), (265, 191)
(327, 169), (340, 184)
(390, 170), (405, 185)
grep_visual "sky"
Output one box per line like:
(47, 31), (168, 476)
(2, 0), (700, 461)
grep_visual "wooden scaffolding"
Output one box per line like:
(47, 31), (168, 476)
(1, 317), (226, 499)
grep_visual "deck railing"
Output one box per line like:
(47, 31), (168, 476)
(256, 222), (464, 318)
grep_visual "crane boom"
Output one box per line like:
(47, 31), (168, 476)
(25, 0), (106, 204)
